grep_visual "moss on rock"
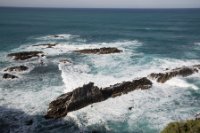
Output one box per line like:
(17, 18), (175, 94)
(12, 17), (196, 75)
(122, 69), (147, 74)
(161, 119), (200, 133)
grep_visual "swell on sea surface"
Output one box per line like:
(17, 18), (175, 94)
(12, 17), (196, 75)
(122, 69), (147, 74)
(0, 33), (200, 133)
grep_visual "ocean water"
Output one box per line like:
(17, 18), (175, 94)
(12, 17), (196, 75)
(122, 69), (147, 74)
(0, 7), (200, 133)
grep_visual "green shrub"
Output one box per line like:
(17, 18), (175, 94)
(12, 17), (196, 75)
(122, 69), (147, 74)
(161, 119), (200, 133)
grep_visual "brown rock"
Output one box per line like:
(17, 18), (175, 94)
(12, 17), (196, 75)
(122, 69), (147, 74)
(149, 66), (199, 83)
(3, 73), (18, 79)
(8, 51), (44, 60)
(45, 77), (152, 119)
(75, 47), (122, 54)
(4, 65), (28, 72)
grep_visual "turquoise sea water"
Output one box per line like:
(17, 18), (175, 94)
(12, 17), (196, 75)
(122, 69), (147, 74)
(0, 8), (200, 133)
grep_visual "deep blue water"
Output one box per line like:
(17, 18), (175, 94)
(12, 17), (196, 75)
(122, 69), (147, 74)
(0, 7), (200, 133)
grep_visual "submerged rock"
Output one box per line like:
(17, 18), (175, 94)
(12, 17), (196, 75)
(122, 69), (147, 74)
(45, 77), (152, 119)
(25, 119), (33, 126)
(33, 43), (57, 48)
(3, 73), (18, 79)
(8, 51), (44, 60)
(4, 65), (28, 72)
(59, 59), (72, 64)
(53, 35), (64, 38)
(75, 47), (122, 54)
(149, 65), (199, 83)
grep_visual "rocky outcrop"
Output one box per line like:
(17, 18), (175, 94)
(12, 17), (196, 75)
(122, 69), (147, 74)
(3, 73), (18, 79)
(149, 65), (200, 83)
(4, 65), (28, 72)
(8, 51), (44, 60)
(33, 43), (57, 48)
(75, 47), (122, 54)
(45, 77), (152, 119)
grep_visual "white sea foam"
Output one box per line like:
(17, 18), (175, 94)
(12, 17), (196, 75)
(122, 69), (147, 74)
(0, 85), (64, 115)
(59, 53), (200, 93)
(59, 63), (132, 93)
(165, 78), (199, 90)
(14, 40), (140, 57)
(61, 57), (200, 130)
(2, 33), (200, 132)
(66, 84), (194, 131)
(36, 34), (79, 40)
(194, 42), (200, 46)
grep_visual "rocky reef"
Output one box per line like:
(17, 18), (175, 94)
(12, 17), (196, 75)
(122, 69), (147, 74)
(4, 65), (28, 72)
(149, 65), (200, 83)
(8, 51), (44, 60)
(75, 47), (122, 54)
(45, 64), (200, 119)
(3, 73), (18, 79)
(45, 77), (152, 119)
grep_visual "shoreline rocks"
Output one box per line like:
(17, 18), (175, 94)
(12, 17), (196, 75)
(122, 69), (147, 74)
(75, 47), (122, 54)
(8, 51), (44, 60)
(4, 65), (28, 72)
(149, 65), (200, 83)
(45, 77), (152, 119)
(3, 73), (18, 79)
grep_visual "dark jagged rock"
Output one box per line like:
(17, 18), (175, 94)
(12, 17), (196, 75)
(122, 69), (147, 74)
(4, 65), (28, 72)
(75, 47), (122, 54)
(102, 77), (152, 98)
(8, 51), (44, 60)
(45, 83), (104, 119)
(3, 73), (18, 79)
(54, 35), (59, 38)
(33, 43), (57, 48)
(128, 107), (133, 110)
(149, 65), (200, 83)
(45, 77), (152, 119)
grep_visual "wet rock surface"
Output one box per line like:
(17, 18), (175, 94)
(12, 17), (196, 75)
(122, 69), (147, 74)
(75, 47), (122, 54)
(45, 77), (152, 119)
(3, 73), (18, 79)
(149, 65), (200, 83)
(8, 51), (44, 60)
(4, 65), (28, 72)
